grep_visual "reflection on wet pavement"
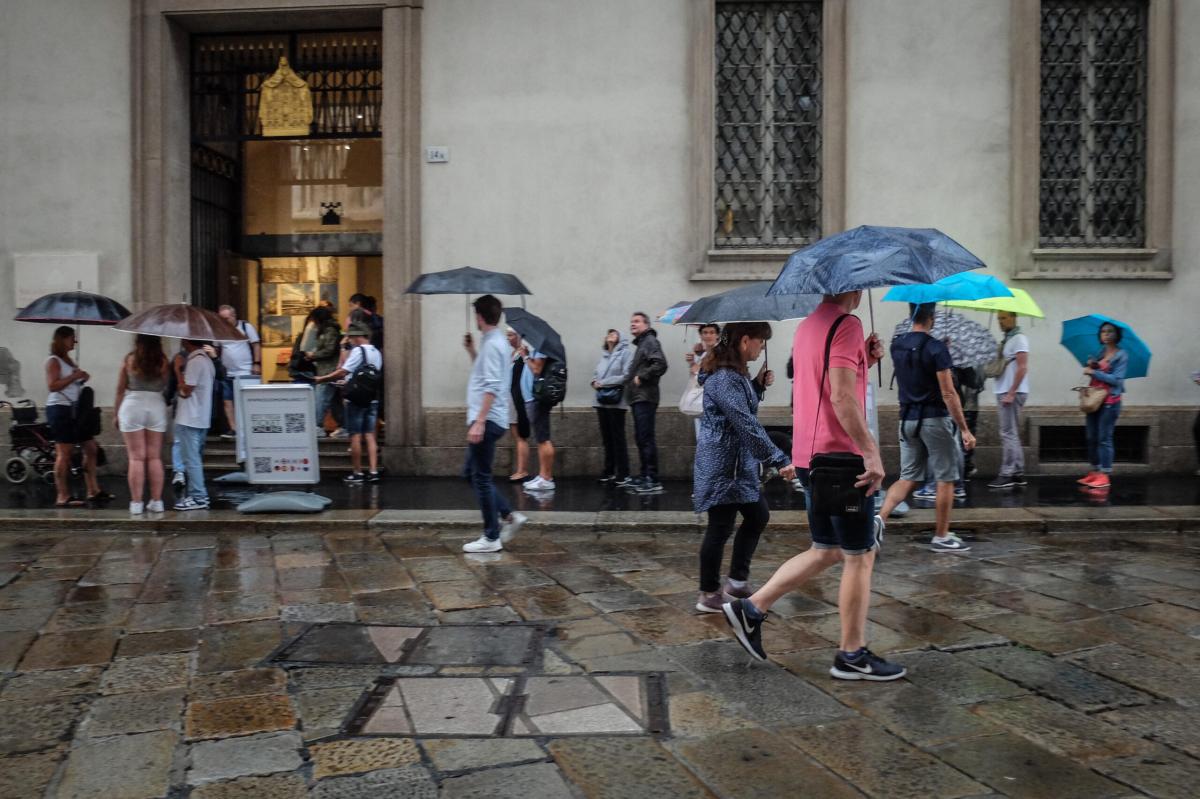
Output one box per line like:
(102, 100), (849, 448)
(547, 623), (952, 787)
(0, 527), (1197, 796)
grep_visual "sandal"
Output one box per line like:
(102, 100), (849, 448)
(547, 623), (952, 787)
(87, 490), (115, 502)
(55, 498), (87, 508)
(508, 473), (530, 483)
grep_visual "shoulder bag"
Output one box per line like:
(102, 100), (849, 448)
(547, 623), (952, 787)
(807, 315), (872, 517)
(1073, 386), (1107, 414)
(595, 386), (623, 405)
(983, 338), (1010, 380)
(678, 372), (704, 416)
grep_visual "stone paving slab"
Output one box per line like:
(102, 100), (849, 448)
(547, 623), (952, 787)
(932, 732), (1133, 798)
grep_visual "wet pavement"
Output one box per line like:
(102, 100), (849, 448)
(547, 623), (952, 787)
(1, 525), (1198, 797)
(5, 472), (1200, 513)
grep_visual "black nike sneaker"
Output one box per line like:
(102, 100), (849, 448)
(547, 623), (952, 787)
(830, 648), (906, 681)
(722, 598), (766, 662)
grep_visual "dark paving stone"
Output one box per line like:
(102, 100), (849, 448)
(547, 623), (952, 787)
(1092, 746), (1199, 799)
(782, 717), (987, 799)
(211, 567), (277, 594)
(128, 600), (206, 632)
(505, 586), (598, 621)
(279, 601), (357, 623)
(961, 646), (1153, 712)
(983, 589), (1103, 622)
(441, 758), (571, 796)
(1025, 578), (1152, 612)
(101, 652), (191, 694)
(117, 628), (200, 658)
(78, 559), (153, 586)
(311, 766), (437, 799)
(207, 593), (279, 624)
(1098, 702), (1200, 759)
(1118, 602), (1200, 636)
(901, 592), (1013, 621)
(81, 688), (185, 737)
(478, 564), (556, 592)
(869, 572), (946, 600)
(0, 579), (72, 610)
(287, 665), (383, 691)
(1067, 614), (1200, 667)
(836, 682), (1001, 747)
(892, 650), (1029, 705)
(278, 567), (347, 592)
(0, 605), (54, 632)
(55, 730), (176, 799)
(578, 590), (664, 613)
(932, 732), (1133, 798)
(966, 611), (1108, 655)
(406, 625), (540, 667)
(19, 628), (120, 670)
(438, 606), (524, 624)
(970, 695), (1154, 762)
(66, 583), (140, 604)
(665, 641), (849, 726)
(197, 620), (283, 673)
(867, 604), (1010, 650)
(0, 666), (102, 701)
(276, 623), (385, 664)
(421, 738), (547, 773)
(607, 606), (724, 646)
(44, 600), (134, 632)
(0, 631), (34, 671)
(788, 612), (926, 653)
(549, 737), (714, 799)
(0, 697), (87, 754)
(421, 580), (505, 611)
(354, 588), (437, 625)
(614, 568), (696, 596)
(671, 728), (860, 798)
(190, 668), (288, 701)
(341, 564), (414, 594)
(404, 557), (476, 583)
(295, 685), (365, 740)
(0, 748), (65, 798)
(1066, 644), (1200, 705)
(186, 694), (297, 740)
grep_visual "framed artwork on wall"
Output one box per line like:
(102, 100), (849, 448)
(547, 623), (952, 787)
(262, 315), (293, 346)
(279, 283), (315, 316)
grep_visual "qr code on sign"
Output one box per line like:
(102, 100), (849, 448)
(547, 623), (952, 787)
(285, 413), (306, 434)
(253, 457), (272, 474)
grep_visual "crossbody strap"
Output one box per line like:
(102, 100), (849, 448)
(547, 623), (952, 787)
(808, 314), (852, 462)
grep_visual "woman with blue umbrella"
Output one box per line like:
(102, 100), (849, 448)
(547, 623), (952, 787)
(1062, 315), (1150, 490)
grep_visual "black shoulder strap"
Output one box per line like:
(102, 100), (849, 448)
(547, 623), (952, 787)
(808, 314), (852, 460)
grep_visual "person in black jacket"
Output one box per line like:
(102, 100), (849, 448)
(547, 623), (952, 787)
(623, 312), (668, 493)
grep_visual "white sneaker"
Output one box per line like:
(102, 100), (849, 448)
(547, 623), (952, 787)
(522, 475), (544, 489)
(462, 535), (502, 553)
(892, 500), (910, 517)
(330, 428), (349, 439)
(174, 497), (209, 512)
(129, 501), (145, 515)
(524, 476), (556, 491)
(499, 512), (528, 544)
(146, 500), (164, 513)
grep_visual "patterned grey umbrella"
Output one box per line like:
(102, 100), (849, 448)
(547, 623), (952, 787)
(891, 310), (998, 368)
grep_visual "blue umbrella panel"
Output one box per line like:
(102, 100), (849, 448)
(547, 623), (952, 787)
(881, 272), (1012, 305)
(1060, 314), (1151, 379)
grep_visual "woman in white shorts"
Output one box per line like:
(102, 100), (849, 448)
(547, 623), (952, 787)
(115, 335), (171, 514)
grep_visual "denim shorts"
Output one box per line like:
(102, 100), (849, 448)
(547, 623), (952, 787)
(343, 400), (379, 435)
(798, 468), (877, 555)
(46, 404), (87, 444)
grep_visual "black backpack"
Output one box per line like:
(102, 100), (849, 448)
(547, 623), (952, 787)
(368, 313), (384, 349)
(532, 358), (568, 407)
(343, 346), (383, 407)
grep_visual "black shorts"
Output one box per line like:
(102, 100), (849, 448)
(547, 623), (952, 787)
(512, 392), (531, 439)
(526, 400), (552, 444)
(46, 404), (87, 444)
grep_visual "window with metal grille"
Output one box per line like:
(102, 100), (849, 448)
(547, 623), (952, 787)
(714, 1), (822, 249)
(1039, 0), (1147, 247)
(1038, 424), (1148, 463)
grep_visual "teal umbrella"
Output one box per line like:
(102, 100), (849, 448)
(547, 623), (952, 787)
(1060, 315), (1151, 379)
(882, 272), (1012, 305)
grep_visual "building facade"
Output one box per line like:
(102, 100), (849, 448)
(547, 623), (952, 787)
(1, 0), (1196, 477)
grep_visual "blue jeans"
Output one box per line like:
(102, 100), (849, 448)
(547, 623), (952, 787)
(463, 421), (511, 540)
(171, 431), (183, 473)
(175, 424), (208, 500)
(314, 382), (337, 430)
(1086, 401), (1121, 473)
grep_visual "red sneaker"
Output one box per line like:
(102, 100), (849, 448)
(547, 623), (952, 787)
(1087, 473), (1111, 489)
(1077, 471), (1100, 485)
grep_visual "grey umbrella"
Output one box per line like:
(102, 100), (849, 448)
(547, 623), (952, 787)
(891, 310), (998, 368)
(504, 307), (565, 364)
(676, 283), (820, 325)
(405, 266), (532, 330)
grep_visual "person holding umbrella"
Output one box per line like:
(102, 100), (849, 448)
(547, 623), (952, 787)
(114, 335), (171, 514)
(172, 339), (217, 511)
(44, 326), (102, 507)
(1078, 322), (1129, 490)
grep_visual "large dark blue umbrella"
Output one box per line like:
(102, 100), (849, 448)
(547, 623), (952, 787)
(768, 226), (986, 296)
(15, 291), (131, 325)
(504, 307), (565, 364)
(676, 283), (820, 324)
(406, 267), (532, 330)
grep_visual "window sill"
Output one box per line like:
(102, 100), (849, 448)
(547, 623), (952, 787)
(692, 249), (794, 281)
(1015, 248), (1171, 280)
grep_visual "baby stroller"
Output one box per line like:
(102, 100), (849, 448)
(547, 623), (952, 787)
(2, 400), (57, 484)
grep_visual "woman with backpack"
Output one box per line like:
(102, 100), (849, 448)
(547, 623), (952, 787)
(692, 322), (795, 613)
(115, 335), (171, 513)
(315, 323), (382, 484)
(44, 326), (103, 507)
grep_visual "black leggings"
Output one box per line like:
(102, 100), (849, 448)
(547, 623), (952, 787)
(699, 496), (770, 593)
(1194, 410), (1200, 466)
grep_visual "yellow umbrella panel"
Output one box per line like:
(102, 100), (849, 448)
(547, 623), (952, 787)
(944, 287), (1044, 319)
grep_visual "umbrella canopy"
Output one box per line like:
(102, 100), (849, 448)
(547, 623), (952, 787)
(405, 267), (532, 297)
(944, 287), (1045, 319)
(1060, 314), (1151, 379)
(768, 226), (986, 296)
(677, 282), (821, 325)
(114, 304), (248, 342)
(892, 311), (999, 369)
(881, 272), (1012, 305)
(657, 300), (692, 325)
(504, 307), (565, 364)
(15, 291), (131, 325)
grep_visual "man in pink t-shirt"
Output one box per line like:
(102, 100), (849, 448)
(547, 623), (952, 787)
(724, 291), (906, 682)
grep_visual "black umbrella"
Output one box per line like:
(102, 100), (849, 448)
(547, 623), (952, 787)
(676, 283), (820, 325)
(504, 307), (565, 364)
(15, 291), (131, 325)
(406, 267), (532, 331)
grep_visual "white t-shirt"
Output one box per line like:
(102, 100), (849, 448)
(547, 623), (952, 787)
(176, 351), (215, 428)
(342, 344), (382, 375)
(994, 333), (1030, 395)
(220, 320), (260, 376)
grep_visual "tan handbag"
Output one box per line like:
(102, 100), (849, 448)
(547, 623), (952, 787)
(983, 341), (1009, 379)
(1074, 386), (1107, 414)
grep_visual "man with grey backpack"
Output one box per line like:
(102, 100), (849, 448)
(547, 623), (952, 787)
(315, 323), (382, 484)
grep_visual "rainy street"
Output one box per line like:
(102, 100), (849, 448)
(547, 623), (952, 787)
(1, 523), (1197, 798)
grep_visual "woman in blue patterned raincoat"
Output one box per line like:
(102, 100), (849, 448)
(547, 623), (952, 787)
(693, 322), (795, 614)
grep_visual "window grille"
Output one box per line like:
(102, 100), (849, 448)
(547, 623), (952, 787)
(1039, 0), (1147, 247)
(714, 1), (822, 249)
